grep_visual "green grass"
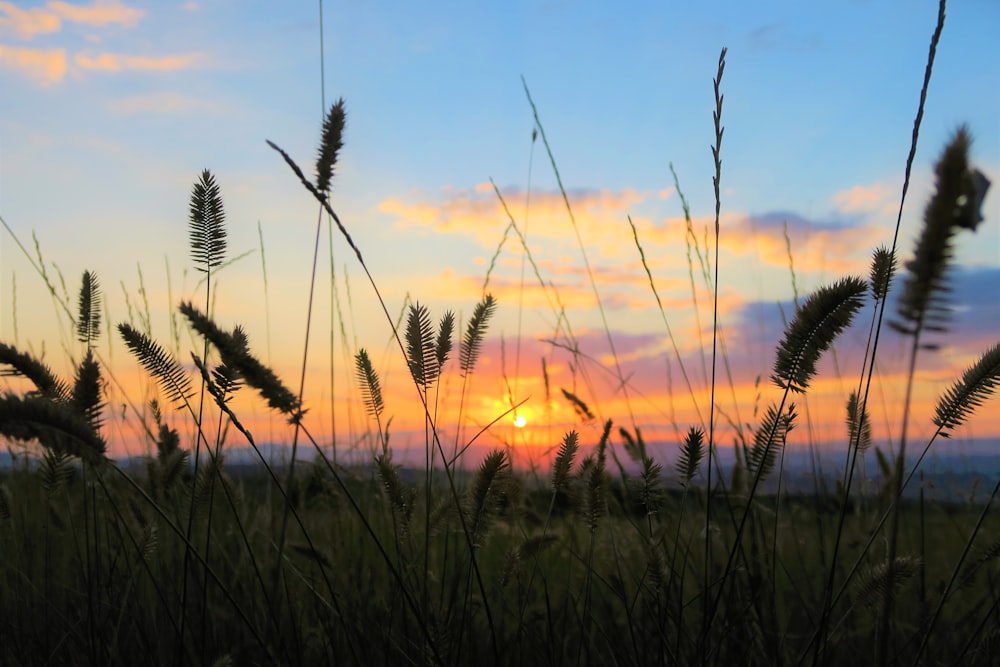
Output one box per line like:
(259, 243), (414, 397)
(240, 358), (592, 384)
(2, 1), (1000, 664)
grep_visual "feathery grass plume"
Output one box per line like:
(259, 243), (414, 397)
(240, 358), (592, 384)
(730, 456), (746, 495)
(146, 399), (188, 496)
(460, 293), (496, 376)
(676, 426), (705, 486)
(551, 430), (579, 491)
(0, 393), (106, 460)
(75, 270), (102, 347)
(315, 98), (346, 196)
(191, 353), (242, 416)
(210, 362), (242, 399)
(179, 302), (302, 418)
(854, 556), (920, 609)
(0, 342), (70, 400)
(582, 420), (612, 531)
(892, 127), (987, 338)
(436, 311), (454, 368)
(959, 538), (1000, 589)
(118, 323), (193, 406)
(40, 448), (73, 496)
(375, 453), (415, 537)
(933, 342), (1000, 436)
(561, 388), (594, 421)
(846, 391), (872, 451)
(619, 426), (647, 464)
(467, 448), (510, 548)
(191, 452), (224, 521)
(869, 246), (896, 302)
(152, 401), (182, 458)
(634, 454), (665, 516)
(748, 403), (797, 480)
(772, 277), (868, 393)
(188, 169), (227, 274)
(153, 444), (188, 497)
(71, 349), (104, 432)
(354, 348), (384, 419)
(404, 303), (439, 387)
(872, 446), (898, 504)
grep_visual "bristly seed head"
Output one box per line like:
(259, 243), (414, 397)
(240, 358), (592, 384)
(316, 99), (346, 196)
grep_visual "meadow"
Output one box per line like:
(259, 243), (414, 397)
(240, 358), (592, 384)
(2, 3), (999, 665)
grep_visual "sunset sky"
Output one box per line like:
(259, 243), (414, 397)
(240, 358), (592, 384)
(1, 1), (998, 468)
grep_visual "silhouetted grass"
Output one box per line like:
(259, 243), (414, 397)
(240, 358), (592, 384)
(1, 0), (999, 664)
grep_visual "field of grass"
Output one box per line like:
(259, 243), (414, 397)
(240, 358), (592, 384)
(2, 2), (999, 665)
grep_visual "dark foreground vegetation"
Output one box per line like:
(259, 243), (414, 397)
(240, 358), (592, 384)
(1, 1), (998, 664)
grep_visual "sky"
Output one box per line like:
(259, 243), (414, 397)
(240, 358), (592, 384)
(1, 1), (998, 469)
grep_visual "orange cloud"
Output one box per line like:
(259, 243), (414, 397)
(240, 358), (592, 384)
(0, 1), (142, 40)
(720, 213), (883, 275)
(0, 44), (67, 85)
(0, 2), (60, 39)
(382, 184), (885, 285)
(832, 182), (896, 216)
(75, 50), (202, 72)
(380, 185), (653, 256)
(49, 1), (143, 28)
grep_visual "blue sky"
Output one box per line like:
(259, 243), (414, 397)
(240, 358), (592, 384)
(1, 1), (998, 460)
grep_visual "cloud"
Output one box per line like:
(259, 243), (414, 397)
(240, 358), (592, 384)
(0, 3), (60, 39)
(380, 185), (653, 254)
(75, 50), (202, 72)
(832, 182), (895, 216)
(0, 44), (67, 85)
(378, 184), (892, 281)
(107, 91), (220, 114)
(49, 1), (143, 28)
(0, 1), (142, 40)
(723, 212), (883, 274)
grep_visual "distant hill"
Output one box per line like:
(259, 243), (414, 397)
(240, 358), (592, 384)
(4, 437), (998, 505)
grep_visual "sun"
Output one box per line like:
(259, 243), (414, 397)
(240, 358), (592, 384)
(513, 414), (527, 428)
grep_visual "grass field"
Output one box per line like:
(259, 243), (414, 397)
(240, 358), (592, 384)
(2, 1), (999, 664)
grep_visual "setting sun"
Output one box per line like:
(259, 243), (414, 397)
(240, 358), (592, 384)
(513, 414), (527, 428)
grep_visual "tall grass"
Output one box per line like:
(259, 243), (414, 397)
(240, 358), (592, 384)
(2, 0), (999, 664)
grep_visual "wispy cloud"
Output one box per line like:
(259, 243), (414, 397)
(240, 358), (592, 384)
(74, 50), (202, 72)
(0, 1), (142, 40)
(381, 184), (887, 287)
(0, 1), (189, 86)
(832, 181), (896, 216)
(48, 1), (143, 28)
(724, 212), (883, 275)
(0, 44), (66, 85)
(0, 2), (61, 40)
(380, 185), (654, 252)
